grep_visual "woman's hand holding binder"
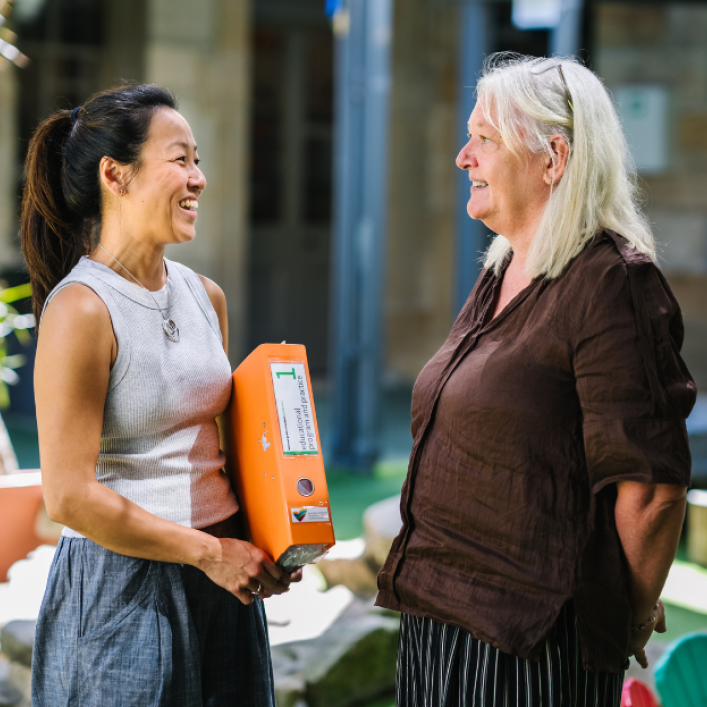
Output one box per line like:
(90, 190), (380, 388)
(197, 536), (302, 605)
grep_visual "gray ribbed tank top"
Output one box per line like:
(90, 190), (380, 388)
(42, 256), (238, 538)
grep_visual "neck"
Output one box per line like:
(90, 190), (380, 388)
(92, 216), (167, 291)
(503, 231), (533, 276)
(499, 205), (546, 276)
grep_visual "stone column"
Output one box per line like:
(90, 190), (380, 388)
(0, 65), (21, 269)
(145, 0), (252, 364)
(385, 0), (458, 381)
(100, 0), (147, 87)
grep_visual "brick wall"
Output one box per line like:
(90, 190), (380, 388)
(596, 2), (707, 390)
(385, 0), (458, 382)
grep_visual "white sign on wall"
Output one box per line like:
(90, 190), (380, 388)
(614, 84), (670, 175)
(512, 0), (562, 29)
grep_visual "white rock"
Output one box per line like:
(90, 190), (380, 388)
(0, 546), (56, 629)
(266, 565), (355, 647)
(280, 601), (400, 707)
(274, 673), (307, 707)
(363, 495), (402, 569)
(323, 538), (365, 561)
(317, 556), (378, 599)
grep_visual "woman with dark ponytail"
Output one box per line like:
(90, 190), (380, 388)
(22, 84), (297, 706)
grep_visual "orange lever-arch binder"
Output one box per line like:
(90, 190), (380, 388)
(226, 343), (335, 570)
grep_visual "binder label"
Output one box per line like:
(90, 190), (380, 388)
(271, 362), (319, 455)
(290, 506), (331, 524)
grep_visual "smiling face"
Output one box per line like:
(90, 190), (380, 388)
(456, 102), (549, 239)
(121, 107), (206, 246)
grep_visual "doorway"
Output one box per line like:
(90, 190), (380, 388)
(247, 1), (334, 376)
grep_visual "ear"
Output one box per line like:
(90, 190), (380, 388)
(542, 134), (570, 186)
(99, 157), (129, 198)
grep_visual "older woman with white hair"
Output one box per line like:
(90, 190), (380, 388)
(376, 53), (696, 706)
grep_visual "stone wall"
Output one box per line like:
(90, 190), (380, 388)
(145, 0), (252, 363)
(385, 2), (707, 387)
(384, 0), (458, 382)
(100, 0), (147, 88)
(0, 67), (21, 270)
(1, 0), (252, 365)
(595, 3), (707, 389)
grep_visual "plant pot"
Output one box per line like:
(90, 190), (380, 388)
(0, 471), (47, 582)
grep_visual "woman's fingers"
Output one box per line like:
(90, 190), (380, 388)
(230, 541), (289, 596)
(260, 554), (284, 581)
(245, 546), (293, 595)
(634, 648), (648, 669)
(202, 539), (295, 601)
(250, 565), (289, 596)
(248, 578), (265, 595)
(252, 569), (278, 592)
(235, 588), (255, 605)
(247, 576), (285, 599)
(256, 575), (290, 596)
(654, 601), (668, 633)
(281, 568), (304, 584)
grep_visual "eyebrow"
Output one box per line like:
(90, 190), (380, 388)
(167, 141), (198, 151)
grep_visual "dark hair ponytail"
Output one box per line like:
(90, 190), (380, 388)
(21, 83), (177, 323)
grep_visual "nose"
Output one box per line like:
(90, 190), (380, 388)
(456, 140), (477, 171)
(189, 164), (207, 194)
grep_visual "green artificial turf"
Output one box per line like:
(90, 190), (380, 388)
(662, 601), (707, 642)
(326, 459), (408, 540)
(4, 416), (40, 469)
(365, 698), (395, 707)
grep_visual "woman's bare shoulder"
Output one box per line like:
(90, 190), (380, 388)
(42, 282), (110, 325)
(39, 283), (114, 354)
(196, 274), (227, 325)
(196, 274), (228, 353)
(196, 274), (226, 311)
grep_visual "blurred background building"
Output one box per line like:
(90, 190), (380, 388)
(0, 0), (706, 468)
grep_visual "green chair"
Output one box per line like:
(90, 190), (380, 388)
(654, 632), (707, 707)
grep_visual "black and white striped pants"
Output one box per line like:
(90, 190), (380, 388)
(396, 604), (624, 707)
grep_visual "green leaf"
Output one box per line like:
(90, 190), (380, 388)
(1, 354), (26, 369)
(13, 328), (31, 345)
(0, 382), (11, 410)
(0, 282), (32, 303)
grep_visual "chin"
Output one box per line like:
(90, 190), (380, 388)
(170, 229), (197, 245)
(466, 198), (482, 221)
(467, 206), (486, 222)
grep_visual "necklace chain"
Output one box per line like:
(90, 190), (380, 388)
(97, 243), (180, 342)
(98, 243), (166, 310)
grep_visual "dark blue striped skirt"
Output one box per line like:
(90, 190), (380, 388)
(397, 603), (624, 706)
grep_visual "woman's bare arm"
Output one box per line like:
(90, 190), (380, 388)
(36, 284), (287, 604)
(197, 274), (230, 450)
(615, 480), (686, 667)
(197, 274), (229, 355)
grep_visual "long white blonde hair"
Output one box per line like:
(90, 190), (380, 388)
(477, 53), (655, 278)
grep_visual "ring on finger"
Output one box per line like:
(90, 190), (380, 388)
(252, 582), (263, 597)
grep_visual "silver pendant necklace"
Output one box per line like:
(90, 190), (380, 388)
(97, 243), (180, 342)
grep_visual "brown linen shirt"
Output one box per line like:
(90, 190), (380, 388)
(375, 230), (696, 673)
